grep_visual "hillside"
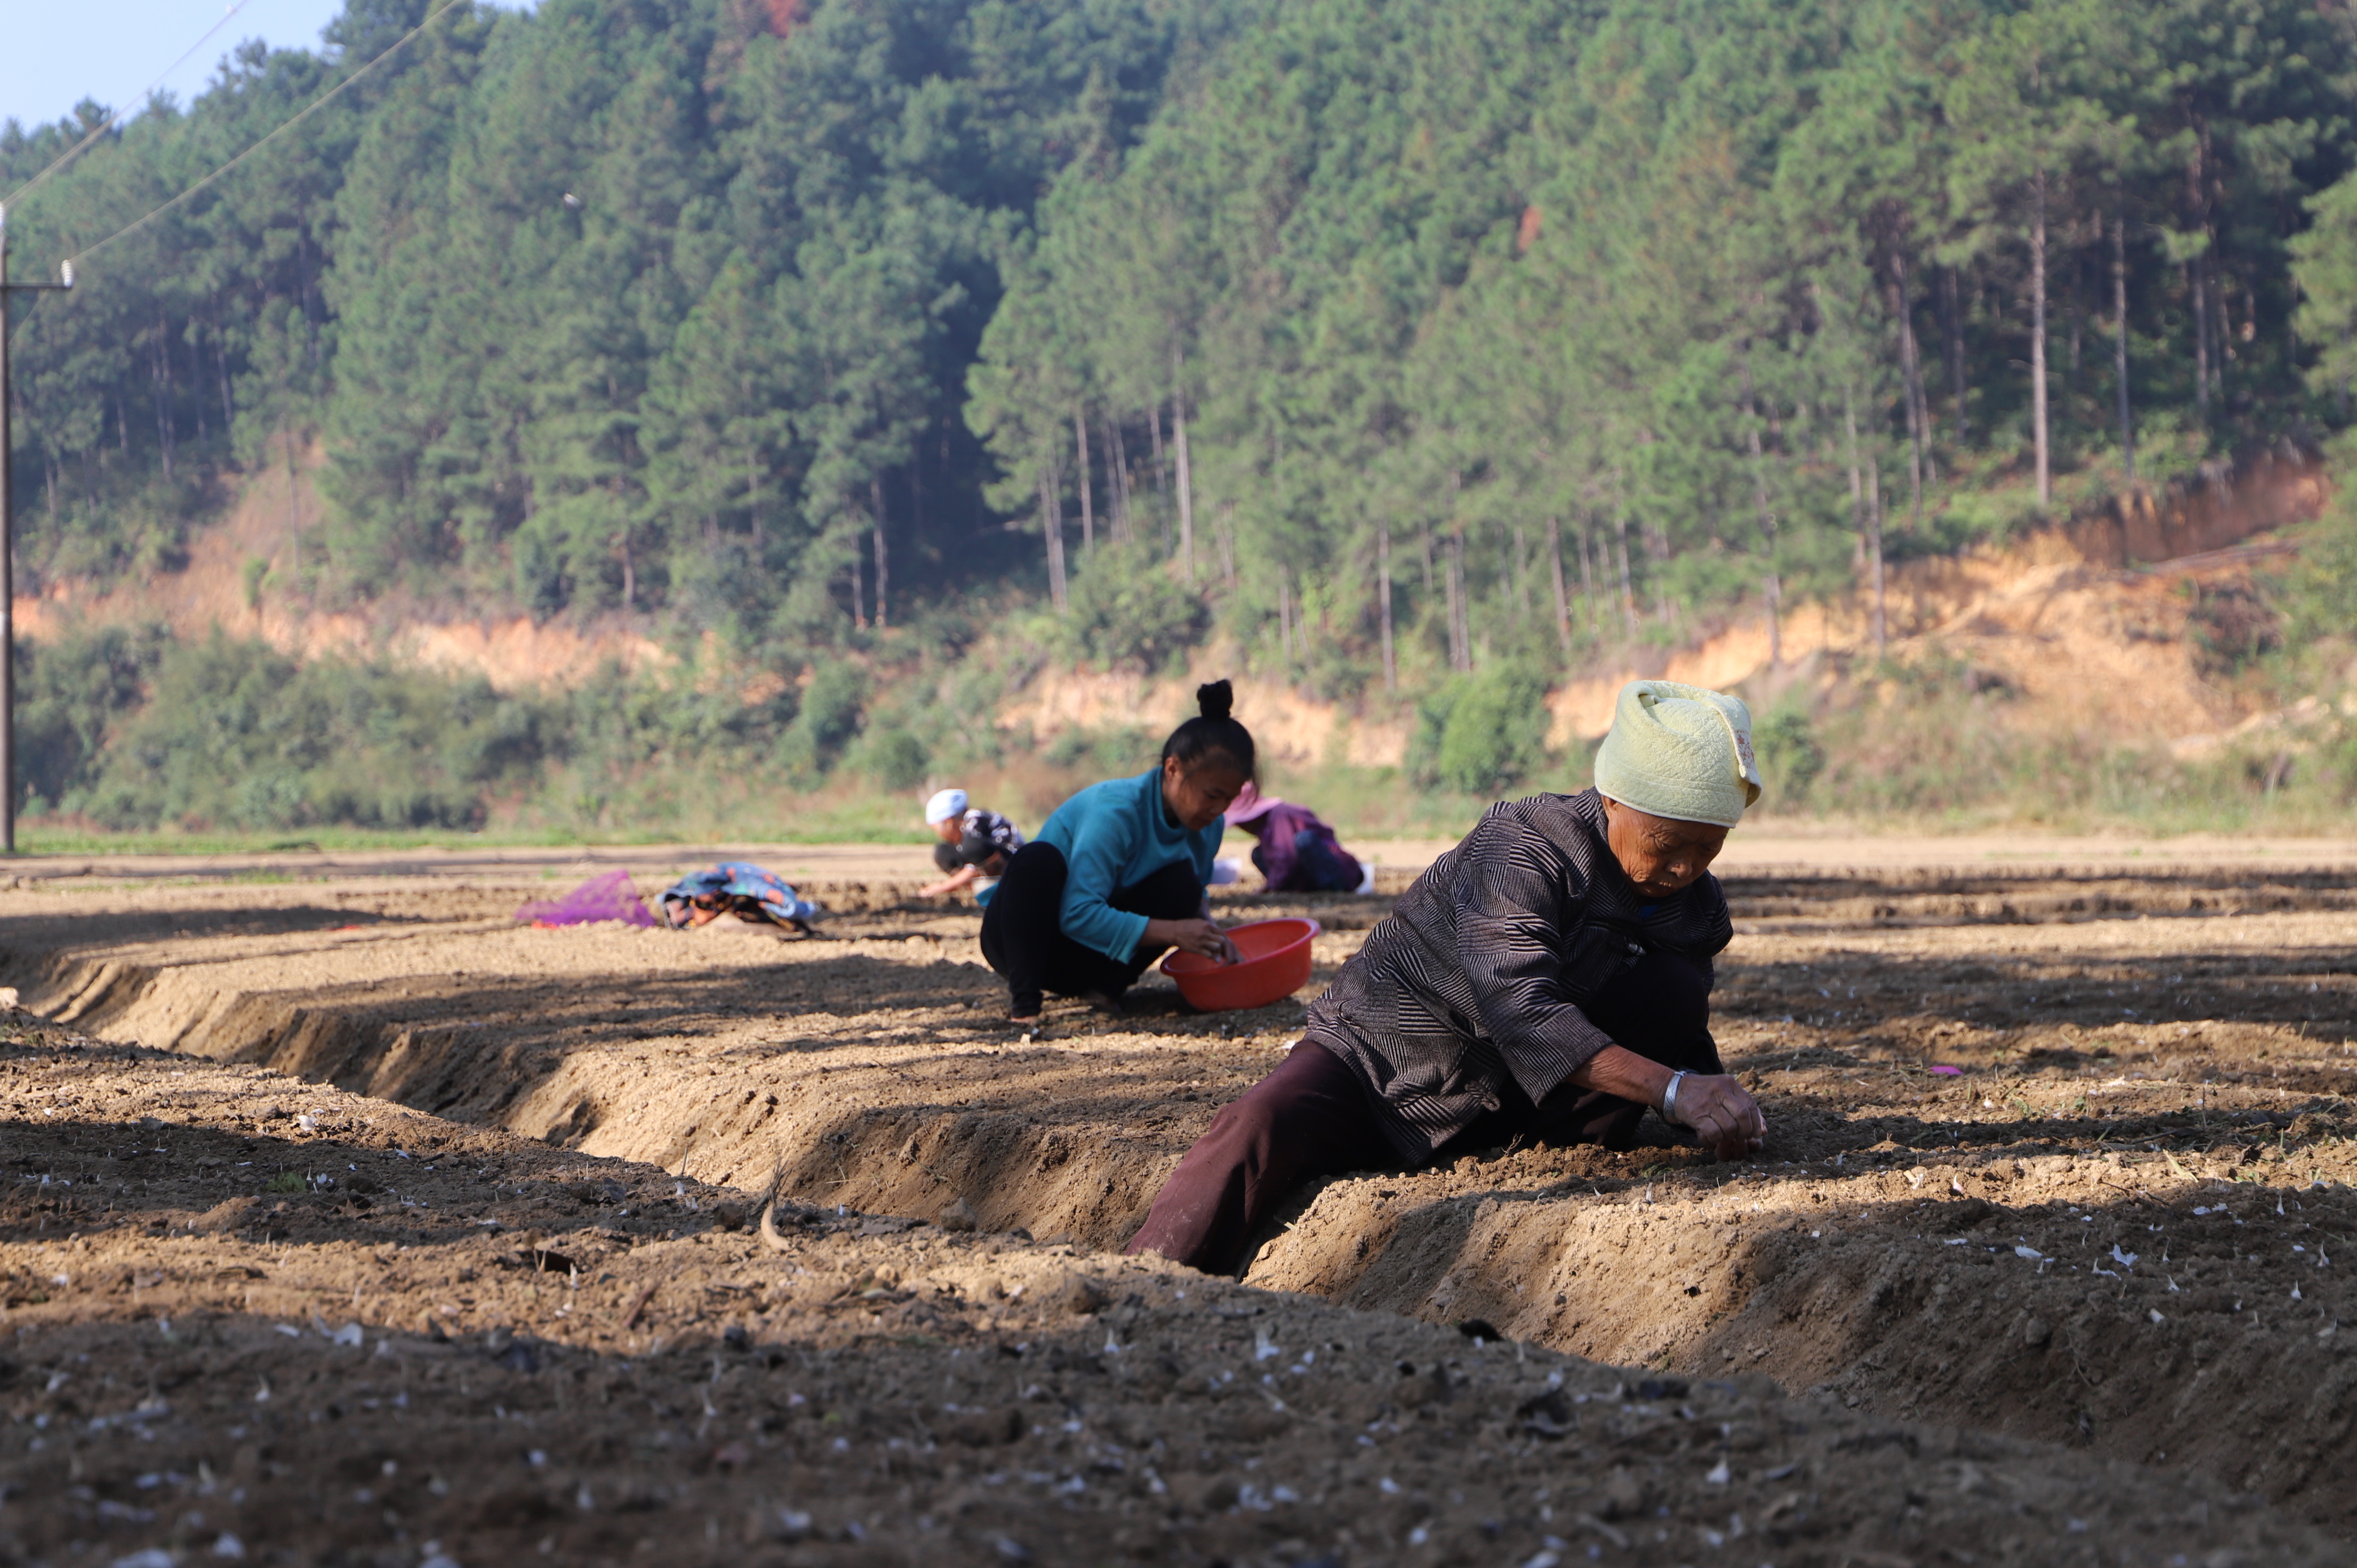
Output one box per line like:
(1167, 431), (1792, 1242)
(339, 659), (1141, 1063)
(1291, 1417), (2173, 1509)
(11, 441), (2341, 840)
(10, 0), (2357, 833)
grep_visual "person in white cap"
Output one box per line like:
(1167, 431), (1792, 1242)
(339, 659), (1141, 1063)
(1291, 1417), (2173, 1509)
(917, 788), (1026, 903)
(1130, 678), (1769, 1273)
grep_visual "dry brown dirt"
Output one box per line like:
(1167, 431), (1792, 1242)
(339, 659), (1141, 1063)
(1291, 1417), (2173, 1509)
(7, 849), (2357, 1565)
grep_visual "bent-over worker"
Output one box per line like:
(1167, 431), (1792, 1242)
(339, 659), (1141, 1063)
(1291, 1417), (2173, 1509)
(1223, 781), (1365, 893)
(917, 789), (1026, 902)
(981, 682), (1251, 1025)
(1127, 679), (1770, 1273)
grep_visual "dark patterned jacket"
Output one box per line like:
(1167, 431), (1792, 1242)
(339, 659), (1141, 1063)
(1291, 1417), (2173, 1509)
(1304, 789), (1732, 1160)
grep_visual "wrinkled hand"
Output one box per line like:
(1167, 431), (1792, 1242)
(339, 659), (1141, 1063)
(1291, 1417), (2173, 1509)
(1147, 917), (1239, 964)
(1671, 1073), (1767, 1158)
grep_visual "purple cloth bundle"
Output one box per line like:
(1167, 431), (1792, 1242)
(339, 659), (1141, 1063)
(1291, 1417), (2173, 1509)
(516, 868), (658, 928)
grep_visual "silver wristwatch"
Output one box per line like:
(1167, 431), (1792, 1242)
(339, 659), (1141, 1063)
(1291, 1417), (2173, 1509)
(1661, 1069), (1690, 1127)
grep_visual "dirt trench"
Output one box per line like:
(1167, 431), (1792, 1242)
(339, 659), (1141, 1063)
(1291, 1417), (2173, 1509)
(1717, 867), (2357, 928)
(0, 881), (1376, 1251)
(13, 1032), (2337, 1568)
(8, 866), (2357, 1537)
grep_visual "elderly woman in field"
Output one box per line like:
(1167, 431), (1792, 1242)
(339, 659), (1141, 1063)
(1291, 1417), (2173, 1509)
(1128, 679), (1771, 1274)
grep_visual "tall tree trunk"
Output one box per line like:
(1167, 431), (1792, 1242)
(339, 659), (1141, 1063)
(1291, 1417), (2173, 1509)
(1737, 346), (1782, 668)
(1041, 468), (1067, 613)
(1171, 350), (1195, 581)
(1510, 521), (1530, 622)
(1377, 523), (1396, 691)
(1419, 522), (1435, 594)
(190, 327), (208, 444)
(1433, 528), (1470, 670)
(214, 317), (236, 433)
(285, 428), (301, 573)
(871, 475), (889, 630)
(151, 323), (176, 483)
(2188, 259), (2210, 425)
(747, 447), (764, 555)
(1454, 529), (1474, 671)
(2067, 248), (2084, 383)
(1613, 510), (1637, 640)
(1441, 528), (1463, 672)
(1644, 518), (1675, 630)
(2193, 121), (2224, 411)
(2206, 257), (2227, 405)
(2113, 208), (2135, 481)
(1843, 382), (1867, 575)
(1218, 502), (1236, 587)
(1105, 415), (1132, 541)
(1443, 471), (1466, 670)
(619, 527), (635, 611)
(1887, 251), (1928, 526)
(1547, 515), (1571, 655)
(1073, 408), (1094, 554)
(851, 532), (867, 628)
(1942, 263), (1969, 442)
(1577, 518), (1598, 634)
(1148, 402), (1167, 498)
(2031, 169), (2051, 508)
(1866, 451), (1887, 655)
(1278, 570), (1293, 661)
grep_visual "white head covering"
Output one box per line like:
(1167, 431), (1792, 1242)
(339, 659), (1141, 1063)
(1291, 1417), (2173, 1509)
(1592, 680), (1762, 828)
(924, 788), (969, 825)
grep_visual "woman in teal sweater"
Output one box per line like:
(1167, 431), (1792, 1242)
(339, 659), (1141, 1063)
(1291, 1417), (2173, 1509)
(981, 683), (1253, 1023)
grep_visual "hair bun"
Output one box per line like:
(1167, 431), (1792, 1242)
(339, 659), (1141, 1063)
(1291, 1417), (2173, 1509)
(1195, 679), (1234, 722)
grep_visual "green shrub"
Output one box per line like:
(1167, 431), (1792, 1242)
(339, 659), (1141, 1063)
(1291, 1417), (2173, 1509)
(71, 633), (556, 830)
(1043, 724), (1156, 777)
(2182, 580), (2280, 678)
(777, 660), (866, 779)
(1754, 708), (1825, 805)
(1414, 664), (1551, 798)
(856, 726), (931, 790)
(1062, 540), (1210, 672)
(16, 624), (170, 815)
(2281, 474), (2357, 657)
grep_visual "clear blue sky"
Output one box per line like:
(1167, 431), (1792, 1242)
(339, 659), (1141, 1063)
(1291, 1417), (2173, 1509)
(1, 0), (348, 135)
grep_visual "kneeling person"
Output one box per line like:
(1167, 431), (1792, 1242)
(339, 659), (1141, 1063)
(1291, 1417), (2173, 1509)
(918, 789), (1026, 902)
(1128, 679), (1770, 1274)
(981, 683), (1251, 1024)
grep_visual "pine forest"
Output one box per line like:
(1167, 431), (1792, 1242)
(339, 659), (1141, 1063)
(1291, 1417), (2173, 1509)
(6, 0), (2357, 836)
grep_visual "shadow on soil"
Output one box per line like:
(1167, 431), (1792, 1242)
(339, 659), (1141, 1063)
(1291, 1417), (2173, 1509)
(1242, 1143), (2357, 1535)
(13, 881), (2357, 1536)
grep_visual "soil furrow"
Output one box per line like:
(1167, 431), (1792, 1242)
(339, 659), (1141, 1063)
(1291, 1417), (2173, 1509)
(7, 864), (2357, 1544)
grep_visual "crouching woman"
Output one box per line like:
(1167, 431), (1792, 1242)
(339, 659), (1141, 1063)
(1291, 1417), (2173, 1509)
(982, 682), (1252, 1025)
(1128, 679), (1771, 1273)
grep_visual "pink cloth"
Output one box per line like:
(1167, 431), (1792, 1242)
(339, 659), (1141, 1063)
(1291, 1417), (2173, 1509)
(517, 869), (657, 928)
(1224, 779), (1286, 828)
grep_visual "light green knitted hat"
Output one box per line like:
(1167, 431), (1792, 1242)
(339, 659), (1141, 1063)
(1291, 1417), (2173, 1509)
(1593, 679), (1762, 828)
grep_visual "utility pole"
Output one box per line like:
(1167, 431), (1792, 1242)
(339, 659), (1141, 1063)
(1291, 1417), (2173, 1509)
(0, 204), (76, 854)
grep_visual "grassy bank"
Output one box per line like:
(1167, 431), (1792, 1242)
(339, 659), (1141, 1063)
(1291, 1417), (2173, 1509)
(20, 467), (2357, 850)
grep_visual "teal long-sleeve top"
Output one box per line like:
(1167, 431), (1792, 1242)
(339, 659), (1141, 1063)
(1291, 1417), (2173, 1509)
(1035, 768), (1223, 961)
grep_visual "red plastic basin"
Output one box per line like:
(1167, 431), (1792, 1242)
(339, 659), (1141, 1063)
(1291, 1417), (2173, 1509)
(1160, 918), (1322, 1011)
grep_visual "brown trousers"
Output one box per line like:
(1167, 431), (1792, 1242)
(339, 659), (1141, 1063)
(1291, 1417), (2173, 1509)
(1125, 947), (1719, 1273)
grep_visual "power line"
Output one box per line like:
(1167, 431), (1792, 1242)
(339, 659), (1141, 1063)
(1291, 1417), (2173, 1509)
(1, 0), (260, 212)
(66, 0), (469, 268)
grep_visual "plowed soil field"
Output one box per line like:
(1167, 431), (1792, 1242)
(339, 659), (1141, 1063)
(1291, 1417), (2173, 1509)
(6, 848), (2357, 1567)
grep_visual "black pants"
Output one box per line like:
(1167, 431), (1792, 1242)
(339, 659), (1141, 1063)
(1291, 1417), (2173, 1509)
(1126, 947), (1722, 1273)
(980, 842), (1203, 1016)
